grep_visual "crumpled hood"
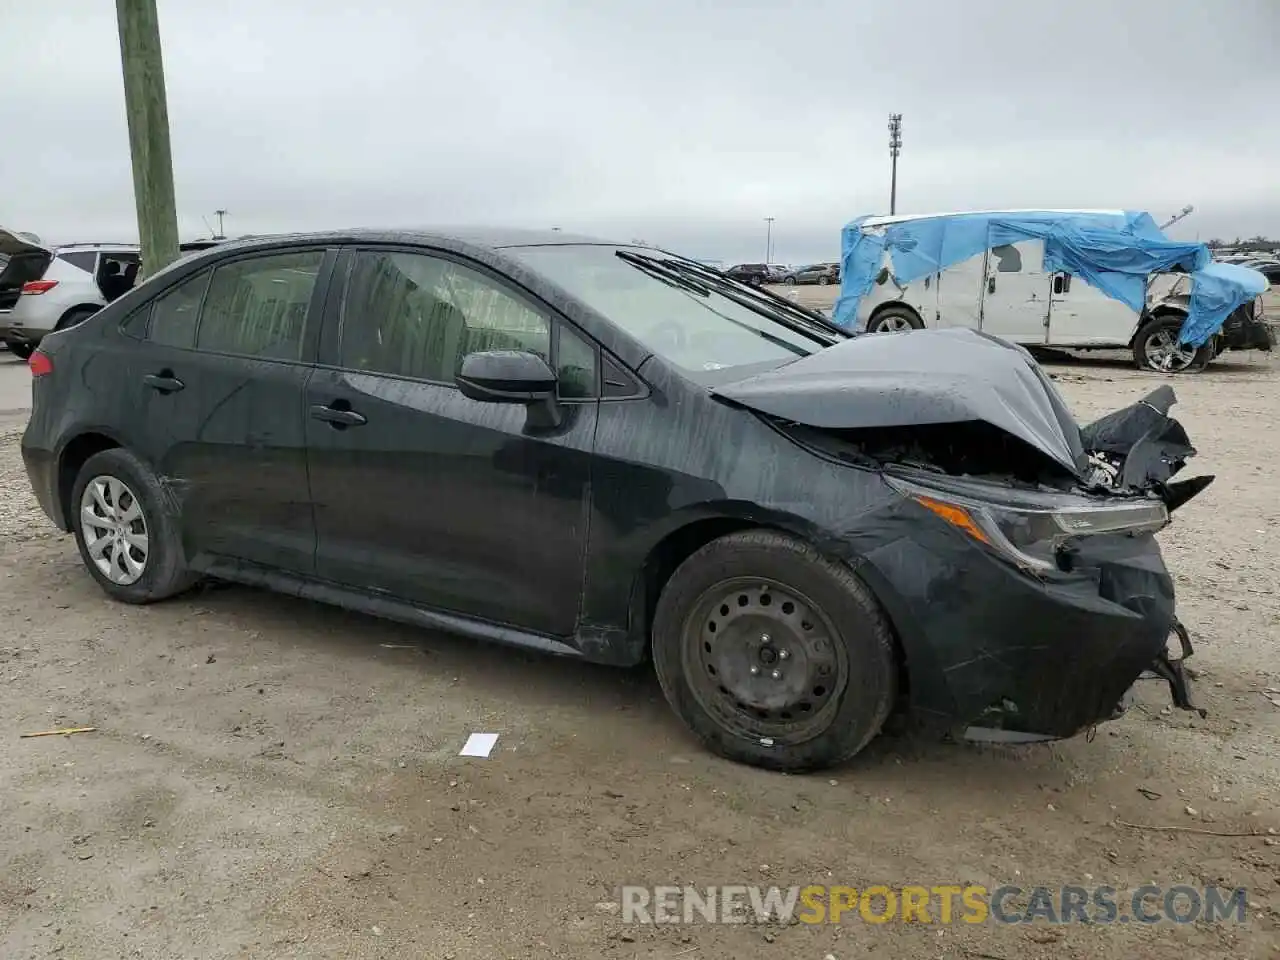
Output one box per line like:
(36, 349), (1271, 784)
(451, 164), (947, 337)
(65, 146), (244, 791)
(713, 328), (1088, 475)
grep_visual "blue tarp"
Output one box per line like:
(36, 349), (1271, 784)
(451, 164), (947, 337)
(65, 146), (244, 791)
(831, 210), (1264, 347)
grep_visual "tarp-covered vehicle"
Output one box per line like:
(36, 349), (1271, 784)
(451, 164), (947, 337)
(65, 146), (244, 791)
(832, 209), (1272, 372)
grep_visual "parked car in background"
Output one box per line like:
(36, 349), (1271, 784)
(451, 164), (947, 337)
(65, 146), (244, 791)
(21, 227), (1209, 771)
(723, 262), (772, 286)
(1250, 260), (1280, 316)
(783, 262), (840, 286)
(0, 231), (225, 359)
(766, 264), (791, 283)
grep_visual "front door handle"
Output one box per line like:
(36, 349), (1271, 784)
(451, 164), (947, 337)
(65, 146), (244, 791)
(987, 275), (997, 294)
(143, 372), (184, 394)
(309, 404), (367, 428)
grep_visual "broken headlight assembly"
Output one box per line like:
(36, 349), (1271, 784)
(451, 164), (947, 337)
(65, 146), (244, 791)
(885, 473), (1169, 573)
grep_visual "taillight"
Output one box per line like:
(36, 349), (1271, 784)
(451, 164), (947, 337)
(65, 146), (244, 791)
(29, 351), (53, 377)
(21, 279), (58, 295)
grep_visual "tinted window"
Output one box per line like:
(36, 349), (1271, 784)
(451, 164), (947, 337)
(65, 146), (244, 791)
(57, 251), (98, 273)
(196, 250), (323, 361)
(340, 250), (550, 382)
(147, 270), (211, 348)
(556, 323), (597, 399)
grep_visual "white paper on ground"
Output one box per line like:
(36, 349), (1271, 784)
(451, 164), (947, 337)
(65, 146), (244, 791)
(459, 733), (499, 758)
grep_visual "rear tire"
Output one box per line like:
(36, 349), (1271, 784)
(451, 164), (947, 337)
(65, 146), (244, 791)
(55, 307), (98, 331)
(70, 448), (198, 604)
(866, 306), (923, 333)
(652, 530), (897, 772)
(5, 341), (33, 360)
(785, 277), (797, 286)
(1132, 315), (1212, 373)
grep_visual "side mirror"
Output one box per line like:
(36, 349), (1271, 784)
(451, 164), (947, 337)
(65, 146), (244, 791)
(456, 350), (557, 404)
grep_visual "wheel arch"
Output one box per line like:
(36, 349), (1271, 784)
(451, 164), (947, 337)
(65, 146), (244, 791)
(626, 508), (911, 708)
(1129, 305), (1187, 348)
(56, 430), (126, 529)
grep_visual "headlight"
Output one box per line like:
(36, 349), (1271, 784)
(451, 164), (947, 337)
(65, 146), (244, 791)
(886, 474), (1169, 573)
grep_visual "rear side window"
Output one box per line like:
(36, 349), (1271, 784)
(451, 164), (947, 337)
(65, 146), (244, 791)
(147, 271), (211, 348)
(196, 250), (323, 361)
(57, 251), (98, 273)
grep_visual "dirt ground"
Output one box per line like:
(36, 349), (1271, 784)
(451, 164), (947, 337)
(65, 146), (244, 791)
(1, 338), (1278, 960)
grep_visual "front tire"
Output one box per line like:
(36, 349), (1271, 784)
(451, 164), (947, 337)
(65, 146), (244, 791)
(652, 530), (897, 772)
(70, 448), (198, 604)
(1132, 315), (1212, 373)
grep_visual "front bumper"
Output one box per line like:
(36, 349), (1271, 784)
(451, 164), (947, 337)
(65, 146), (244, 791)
(855, 506), (1198, 741)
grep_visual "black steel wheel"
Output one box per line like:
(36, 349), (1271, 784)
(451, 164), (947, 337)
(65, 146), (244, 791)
(652, 530), (897, 772)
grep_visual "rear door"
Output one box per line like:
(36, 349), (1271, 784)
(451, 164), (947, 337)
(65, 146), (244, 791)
(121, 246), (334, 573)
(305, 245), (598, 636)
(978, 236), (1050, 342)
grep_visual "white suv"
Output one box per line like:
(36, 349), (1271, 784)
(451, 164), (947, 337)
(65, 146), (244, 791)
(0, 230), (222, 359)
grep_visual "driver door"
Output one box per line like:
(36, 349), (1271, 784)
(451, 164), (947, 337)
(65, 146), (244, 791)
(305, 247), (600, 636)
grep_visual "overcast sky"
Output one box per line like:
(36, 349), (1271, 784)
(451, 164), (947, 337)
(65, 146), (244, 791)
(2, 0), (1277, 264)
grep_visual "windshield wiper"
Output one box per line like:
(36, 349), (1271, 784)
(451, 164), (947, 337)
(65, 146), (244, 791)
(617, 251), (843, 343)
(615, 251), (811, 356)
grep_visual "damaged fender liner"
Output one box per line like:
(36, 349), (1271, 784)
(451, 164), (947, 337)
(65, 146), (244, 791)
(1149, 617), (1207, 719)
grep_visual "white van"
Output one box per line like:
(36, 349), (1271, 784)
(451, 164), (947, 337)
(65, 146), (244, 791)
(840, 210), (1273, 373)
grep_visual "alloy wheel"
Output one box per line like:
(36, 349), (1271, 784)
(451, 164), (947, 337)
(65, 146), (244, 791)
(872, 314), (914, 332)
(80, 475), (149, 585)
(1143, 328), (1198, 372)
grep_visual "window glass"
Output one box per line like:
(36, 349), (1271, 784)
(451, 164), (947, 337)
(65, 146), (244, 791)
(990, 245), (1023, 273)
(505, 245), (830, 382)
(57, 251), (98, 273)
(196, 250), (323, 360)
(340, 251), (550, 381)
(556, 323), (597, 398)
(147, 270), (211, 348)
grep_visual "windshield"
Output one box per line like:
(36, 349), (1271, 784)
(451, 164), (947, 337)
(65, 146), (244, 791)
(506, 244), (841, 380)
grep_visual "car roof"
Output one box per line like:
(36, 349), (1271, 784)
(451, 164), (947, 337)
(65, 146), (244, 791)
(184, 227), (626, 261)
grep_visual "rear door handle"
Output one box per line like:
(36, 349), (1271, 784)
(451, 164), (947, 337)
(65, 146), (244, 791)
(143, 373), (184, 393)
(309, 404), (367, 427)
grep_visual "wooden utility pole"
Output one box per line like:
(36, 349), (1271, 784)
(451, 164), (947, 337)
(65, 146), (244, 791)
(116, 0), (180, 279)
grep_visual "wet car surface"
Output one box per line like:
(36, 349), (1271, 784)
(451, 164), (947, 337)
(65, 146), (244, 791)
(20, 228), (1211, 770)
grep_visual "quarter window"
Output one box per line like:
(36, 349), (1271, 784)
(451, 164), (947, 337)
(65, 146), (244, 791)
(339, 251), (551, 382)
(196, 250), (323, 361)
(57, 251), (98, 273)
(556, 323), (598, 399)
(147, 270), (211, 348)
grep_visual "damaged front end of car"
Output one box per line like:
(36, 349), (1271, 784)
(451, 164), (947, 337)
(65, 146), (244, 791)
(714, 328), (1214, 742)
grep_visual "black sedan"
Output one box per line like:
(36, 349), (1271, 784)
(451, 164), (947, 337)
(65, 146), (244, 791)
(21, 229), (1209, 771)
